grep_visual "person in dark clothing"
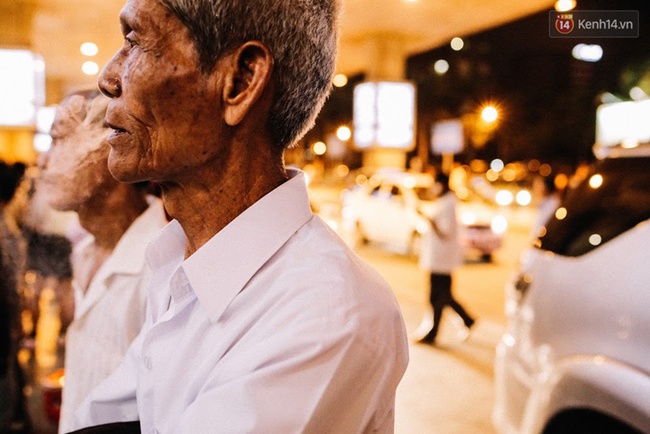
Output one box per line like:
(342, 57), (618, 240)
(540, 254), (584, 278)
(0, 161), (31, 433)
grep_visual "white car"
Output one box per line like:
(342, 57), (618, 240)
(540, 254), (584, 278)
(493, 148), (650, 433)
(341, 170), (507, 260)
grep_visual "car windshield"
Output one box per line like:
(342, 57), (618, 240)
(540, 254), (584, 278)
(537, 157), (650, 257)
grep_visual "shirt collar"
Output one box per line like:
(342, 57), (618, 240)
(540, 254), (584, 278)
(99, 198), (168, 275)
(150, 169), (313, 323)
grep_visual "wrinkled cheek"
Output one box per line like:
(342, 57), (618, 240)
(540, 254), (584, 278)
(45, 154), (82, 191)
(38, 172), (78, 210)
(50, 172), (77, 193)
(146, 132), (178, 174)
(107, 142), (138, 178)
(107, 148), (134, 181)
(107, 131), (153, 182)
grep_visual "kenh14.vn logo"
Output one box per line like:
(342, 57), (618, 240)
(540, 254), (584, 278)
(555, 13), (574, 34)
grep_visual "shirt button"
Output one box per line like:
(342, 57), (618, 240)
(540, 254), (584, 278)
(143, 356), (152, 371)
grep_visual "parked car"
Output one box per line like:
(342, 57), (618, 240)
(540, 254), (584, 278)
(493, 148), (650, 433)
(341, 170), (507, 260)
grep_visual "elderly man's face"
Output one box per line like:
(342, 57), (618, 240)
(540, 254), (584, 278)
(99, 0), (225, 184)
(38, 96), (113, 212)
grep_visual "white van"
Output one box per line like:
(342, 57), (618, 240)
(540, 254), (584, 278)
(492, 101), (650, 433)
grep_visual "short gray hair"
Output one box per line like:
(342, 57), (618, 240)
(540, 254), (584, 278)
(158, 0), (340, 150)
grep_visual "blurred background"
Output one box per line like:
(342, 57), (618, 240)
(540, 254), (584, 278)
(2, 0), (649, 171)
(1, 0), (649, 433)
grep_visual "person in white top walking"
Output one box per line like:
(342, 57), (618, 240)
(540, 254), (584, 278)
(417, 172), (475, 345)
(531, 174), (562, 239)
(35, 89), (168, 434)
(66, 0), (409, 432)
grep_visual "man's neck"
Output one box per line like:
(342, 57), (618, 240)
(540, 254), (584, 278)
(160, 149), (287, 258)
(77, 186), (148, 251)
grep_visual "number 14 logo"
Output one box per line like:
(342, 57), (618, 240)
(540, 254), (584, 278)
(556, 14), (574, 34)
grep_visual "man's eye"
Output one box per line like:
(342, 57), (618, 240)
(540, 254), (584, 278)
(125, 35), (136, 48)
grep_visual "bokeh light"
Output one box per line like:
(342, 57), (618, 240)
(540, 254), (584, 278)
(336, 125), (351, 141)
(332, 73), (348, 88)
(81, 61), (99, 75)
(589, 174), (603, 189)
(481, 105), (499, 123)
(434, 59), (449, 75)
(312, 141), (327, 156)
(450, 37), (464, 51)
(80, 42), (98, 56)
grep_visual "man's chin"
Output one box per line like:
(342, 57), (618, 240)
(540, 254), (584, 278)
(107, 161), (144, 184)
(36, 194), (73, 214)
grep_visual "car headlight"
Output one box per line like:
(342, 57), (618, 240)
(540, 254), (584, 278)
(491, 215), (508, 234)
(515, 189), (532, 206)
(495, 189), (514, 206)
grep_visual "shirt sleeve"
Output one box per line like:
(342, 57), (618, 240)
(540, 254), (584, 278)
(67, 327), (142, 433)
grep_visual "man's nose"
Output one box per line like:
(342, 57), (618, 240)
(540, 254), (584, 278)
(98, 53), (123, 98)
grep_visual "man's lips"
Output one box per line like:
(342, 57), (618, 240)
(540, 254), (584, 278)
(105, 121), (130, 144)
(106, 121), (128, 134)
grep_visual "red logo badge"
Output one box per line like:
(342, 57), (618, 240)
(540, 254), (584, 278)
(555, 14), (574, 34)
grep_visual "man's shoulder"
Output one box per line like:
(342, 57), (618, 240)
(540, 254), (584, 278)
(282, 216), (385, 279)
(261, 216), (399, 315)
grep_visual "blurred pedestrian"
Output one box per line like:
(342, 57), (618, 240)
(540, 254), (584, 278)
(417, 172), (475, 345)
(68, 0), (409, 432)
(0, 160), (30, 433)
(34, 89), (168, 434)
(531, 175), (561, 239)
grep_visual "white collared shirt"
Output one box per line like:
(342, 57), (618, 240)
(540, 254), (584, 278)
(72, 169), (409, 434)
(59, 198), (168, 434)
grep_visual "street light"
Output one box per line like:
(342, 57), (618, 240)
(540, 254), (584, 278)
(481, 105), (499, 123)
(462, 102), (501, 151)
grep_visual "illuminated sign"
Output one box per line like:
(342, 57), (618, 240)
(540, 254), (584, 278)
(0, 49), (45, 127)
(596, 99), (650, 148)
(353, 81), (415, 150)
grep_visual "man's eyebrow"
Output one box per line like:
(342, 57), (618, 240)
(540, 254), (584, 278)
(118, 7), (135, 36)
(119, 17), (131, 36)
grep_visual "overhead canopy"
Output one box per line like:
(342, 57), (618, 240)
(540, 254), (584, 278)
(1, 0), (555, 96)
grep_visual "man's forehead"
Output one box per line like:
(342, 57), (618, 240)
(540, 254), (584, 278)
(119, 0), (166, 30)
(50, 96), (86, 137)
(119, 0), (138, 31)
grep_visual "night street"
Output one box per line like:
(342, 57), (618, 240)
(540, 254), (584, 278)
(353, 222), (532, 433)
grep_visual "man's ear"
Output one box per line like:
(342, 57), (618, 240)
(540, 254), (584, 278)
(221, 41), (273, 126)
